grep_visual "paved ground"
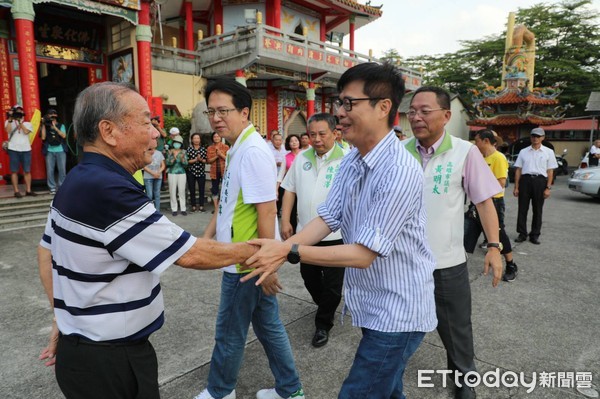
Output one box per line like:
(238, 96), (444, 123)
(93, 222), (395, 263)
(0, 176), (598, 398)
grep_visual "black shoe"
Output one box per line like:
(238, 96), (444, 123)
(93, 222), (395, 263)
(14, 192), (23, 199)
(503, 262), (518, 282)
(515, 235), (527, 243)
(311, 329), (329, 347)
(529, 237), (540, 245)
(455, 385), (476, 399)
(25, 191), (38, 197)
(172, 212), (178, 216)
(181, 211), (188, 216)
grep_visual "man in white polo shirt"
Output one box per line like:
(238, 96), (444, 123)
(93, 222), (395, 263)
(513, 127), (558, 245)
(195, 79), (303, 399)
(280, 112), (347, 348)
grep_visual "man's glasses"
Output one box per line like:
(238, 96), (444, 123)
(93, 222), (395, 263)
(333, 97), (384, 112)
(407, 108), (447, 119)
(203, 108), (238, 118)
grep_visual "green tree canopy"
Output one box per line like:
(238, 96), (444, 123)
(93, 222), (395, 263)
(399, 0), (600, 115)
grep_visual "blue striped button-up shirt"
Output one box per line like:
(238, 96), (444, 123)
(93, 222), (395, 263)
(317, 131), (437, 332)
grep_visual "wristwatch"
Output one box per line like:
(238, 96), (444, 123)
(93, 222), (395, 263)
(546, 186), (551, 190)
(487, 242), (503, 252)
(286, 244), (301, 264)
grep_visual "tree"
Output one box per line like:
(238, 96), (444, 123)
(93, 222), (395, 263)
(402, 0), (600, 115)
(380, 48), (403, 66)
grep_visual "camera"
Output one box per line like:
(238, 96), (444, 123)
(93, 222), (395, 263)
(43, 115), (57, 125)
(12, 110), (24, 119)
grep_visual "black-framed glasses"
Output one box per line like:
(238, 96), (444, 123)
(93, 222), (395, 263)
(203, 108), (238, 118)
(407, 108), (447, 119)
(333, 97), (384, 112)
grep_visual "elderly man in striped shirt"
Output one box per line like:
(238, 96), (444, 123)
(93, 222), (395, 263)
(243, 62), (437, 399)
(37, 82), (258, 399)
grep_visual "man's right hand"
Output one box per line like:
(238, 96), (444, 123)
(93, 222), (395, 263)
(281, 221), (294, 240)
(513, 187), (519, 197)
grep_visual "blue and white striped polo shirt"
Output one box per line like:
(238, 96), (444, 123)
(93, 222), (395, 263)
(317, 131), (437, 333)
(39, 153), (195, 342)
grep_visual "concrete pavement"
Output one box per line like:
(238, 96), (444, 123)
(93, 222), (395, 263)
(0, 177), (598, 398)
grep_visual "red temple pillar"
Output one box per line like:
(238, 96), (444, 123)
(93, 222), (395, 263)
(0, 19), (13, 184)
(12, 0), (44, 181)
(266, 0), (281, 29)
(185, 1), (194, 54)
(349, 14), (355, 54)
(320, 14), (326, 42)
(321, 89), (327, 113)
(136, 1), (153, 100)
(266, 81), (279, 136)
(306, 82), (315, 119)
(213, 0), (223, 35)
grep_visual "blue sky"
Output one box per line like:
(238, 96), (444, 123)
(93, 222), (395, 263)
(350, 0), (600, 58)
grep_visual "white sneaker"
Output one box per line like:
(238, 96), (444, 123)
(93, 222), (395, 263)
(193, 388), (236, 399)
(256, 388), (305, 399)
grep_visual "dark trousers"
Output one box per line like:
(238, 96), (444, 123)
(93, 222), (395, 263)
(187, 172), (206, 207)
(517, 174), (547, 239)
(434, 262), (476, 379)
(55, 335), (159, 399)
(464, 197), (512, 254)
(300, 239), (345, 331)
(277, 186), (285, 215)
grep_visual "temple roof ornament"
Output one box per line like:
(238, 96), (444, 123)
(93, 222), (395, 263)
(468, 12), (570, 127)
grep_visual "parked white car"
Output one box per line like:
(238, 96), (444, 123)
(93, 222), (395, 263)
(568, 166), (600, 199)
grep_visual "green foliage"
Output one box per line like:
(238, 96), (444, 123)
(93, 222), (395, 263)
(401, 0), (600, 115)
(381, 48), (403, 66)
(164, 114), (192, 143)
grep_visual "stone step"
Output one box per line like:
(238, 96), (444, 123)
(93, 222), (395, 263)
(0, 191), (211, 232)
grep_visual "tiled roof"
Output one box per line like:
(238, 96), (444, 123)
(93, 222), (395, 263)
(468, 116), (564, 126)
(333, 0), (383, 16)
(481, 91), (559, 105)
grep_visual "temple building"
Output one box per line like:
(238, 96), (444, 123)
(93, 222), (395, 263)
(0, 0), (422, 184)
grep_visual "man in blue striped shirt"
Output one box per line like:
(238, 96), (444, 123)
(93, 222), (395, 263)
(243, 62), (437, 399)
(37, 82), (258, 399)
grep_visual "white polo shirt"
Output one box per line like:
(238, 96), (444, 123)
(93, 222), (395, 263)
(216, 124), (279, 273)
(514, 145), (558, 177)
(281, 144), (347, 240)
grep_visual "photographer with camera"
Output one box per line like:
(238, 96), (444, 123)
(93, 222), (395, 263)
(41, 109), (67, 194)
(4, 105), (37, 198)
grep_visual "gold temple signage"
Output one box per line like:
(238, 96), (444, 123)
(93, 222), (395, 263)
(36, 44), (103, 65)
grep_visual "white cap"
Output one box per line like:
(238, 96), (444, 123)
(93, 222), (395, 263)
(530, 127), (545, 136)
(169, 127), (180, 135)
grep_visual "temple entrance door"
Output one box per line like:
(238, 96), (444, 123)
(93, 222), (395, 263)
(38, 62), (89, 171)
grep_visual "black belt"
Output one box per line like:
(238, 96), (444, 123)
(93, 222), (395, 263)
(522, 174), (547, 178)
(60, 333), (148, 347)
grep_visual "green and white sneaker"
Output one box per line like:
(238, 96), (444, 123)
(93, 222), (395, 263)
(256, 387), (305, 399)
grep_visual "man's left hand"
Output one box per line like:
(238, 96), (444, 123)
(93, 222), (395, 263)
(483, 249), (503, 287)
(261, 273), (283, 296)
(39, 320), (59, 367)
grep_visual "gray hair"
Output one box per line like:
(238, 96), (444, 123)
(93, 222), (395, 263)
(73, 82), (137, 147)
(307, 113), (337, 132)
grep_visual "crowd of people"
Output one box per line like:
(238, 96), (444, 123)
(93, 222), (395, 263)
(31, 62), (571, 399)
